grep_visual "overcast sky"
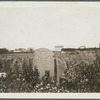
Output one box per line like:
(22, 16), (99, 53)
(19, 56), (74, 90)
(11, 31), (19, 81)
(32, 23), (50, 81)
(0, 2), (100, 50)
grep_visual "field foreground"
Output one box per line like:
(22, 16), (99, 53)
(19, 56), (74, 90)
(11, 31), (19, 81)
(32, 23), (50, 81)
(0, 50), (100, 92)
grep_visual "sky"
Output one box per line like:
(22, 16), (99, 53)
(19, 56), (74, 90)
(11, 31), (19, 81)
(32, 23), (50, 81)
(0, 2), (100, 50)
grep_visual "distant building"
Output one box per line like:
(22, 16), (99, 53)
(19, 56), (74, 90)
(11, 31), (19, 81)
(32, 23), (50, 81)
(13, 48), (34, 53)
(14, 48), (26, 52)
(55, 45), (64, 51)
(14, 49), (22, 52)
(79, 46), (86, 49)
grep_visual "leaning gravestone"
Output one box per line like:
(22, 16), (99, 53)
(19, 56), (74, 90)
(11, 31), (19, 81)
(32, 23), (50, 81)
(54, 52), (67, 82)
(33, 48), (54, 78)
(56, 58), (67, 82)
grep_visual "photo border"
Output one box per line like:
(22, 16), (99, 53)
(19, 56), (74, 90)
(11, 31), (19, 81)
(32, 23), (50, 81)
(0, 1), (100, 99)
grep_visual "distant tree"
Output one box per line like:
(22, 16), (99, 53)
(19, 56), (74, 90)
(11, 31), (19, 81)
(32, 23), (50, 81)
(0, 60), (3, 72)
(14, 61), (19, 77)
(0, 48), (9, 54)
(26, 48), (34, 52)
(4, 60), (11, 73)
(22, 58), (33, 83)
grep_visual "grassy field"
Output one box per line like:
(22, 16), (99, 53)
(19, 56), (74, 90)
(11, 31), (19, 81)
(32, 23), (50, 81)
(0, 50), (100, 92)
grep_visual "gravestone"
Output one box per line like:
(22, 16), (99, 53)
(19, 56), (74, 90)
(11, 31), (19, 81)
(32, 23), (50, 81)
(54, 52), (67, 82)
(56, 58), (67, 82)
(33, 48), (54, 78)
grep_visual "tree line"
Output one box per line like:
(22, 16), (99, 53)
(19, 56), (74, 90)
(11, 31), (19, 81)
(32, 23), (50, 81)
(0, 48), (34, 54)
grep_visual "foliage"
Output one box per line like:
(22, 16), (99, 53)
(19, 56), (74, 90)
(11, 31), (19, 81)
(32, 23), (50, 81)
(0, 51), (100, 92)
(0, 48), (9, 54)
(59, 50), (100, 92)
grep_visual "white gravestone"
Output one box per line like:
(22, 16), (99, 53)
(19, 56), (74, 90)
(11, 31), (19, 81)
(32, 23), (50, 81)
(33, 48), (54, 78)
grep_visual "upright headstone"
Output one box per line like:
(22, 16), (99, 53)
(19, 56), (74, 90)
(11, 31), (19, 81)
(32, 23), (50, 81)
(33, 48), (54, 78)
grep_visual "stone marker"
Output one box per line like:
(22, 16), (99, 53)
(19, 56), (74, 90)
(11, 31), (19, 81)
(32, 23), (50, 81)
(33, 48), (54, 78)
(54, 52), (67, 82)
(56, 57), (67, 82)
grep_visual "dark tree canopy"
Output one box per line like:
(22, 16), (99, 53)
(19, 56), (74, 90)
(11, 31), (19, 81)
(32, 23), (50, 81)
(0, 48), (9, 54)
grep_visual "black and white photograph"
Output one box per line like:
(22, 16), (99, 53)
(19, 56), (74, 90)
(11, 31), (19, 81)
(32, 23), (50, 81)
(0, 2), (100, 95)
